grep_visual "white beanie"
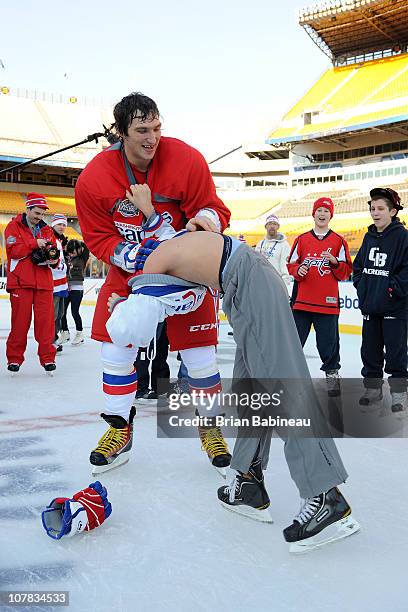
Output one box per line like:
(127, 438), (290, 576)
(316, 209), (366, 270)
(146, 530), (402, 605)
(51, 214), (68, 228)
(265, 214), (280, 227)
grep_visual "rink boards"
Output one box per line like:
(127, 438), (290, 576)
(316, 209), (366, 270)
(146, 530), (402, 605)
(0, 277), (363, 333)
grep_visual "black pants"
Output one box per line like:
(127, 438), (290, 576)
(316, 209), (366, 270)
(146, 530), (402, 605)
(292, 309), (340, 372)
(135, 322), (170, 394)
(361, 315), (408, 392)
(61, 290), (84, 332)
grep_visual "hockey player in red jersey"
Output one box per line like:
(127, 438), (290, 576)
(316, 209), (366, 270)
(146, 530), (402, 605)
(288, 197), (352, 396)
(5, 193), (59, 373)
(75, 92), (232, 475)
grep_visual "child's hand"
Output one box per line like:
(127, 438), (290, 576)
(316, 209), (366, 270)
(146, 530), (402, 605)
(321, 250), (338, 265)
(126, 184), (155, 219)
(108, 292), (121, 313)
(298, 263), (309, 277)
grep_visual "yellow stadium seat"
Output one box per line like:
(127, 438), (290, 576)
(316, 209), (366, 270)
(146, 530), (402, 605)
(269, 54), (408, 142)
(223, 198), (280, 221)
(0, 191), (26, 213)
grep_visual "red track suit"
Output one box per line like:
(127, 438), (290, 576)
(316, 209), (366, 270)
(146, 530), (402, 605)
(5, 214), (57, 366)
(75, 138), (230, 350)
(288, 229), (352, 371)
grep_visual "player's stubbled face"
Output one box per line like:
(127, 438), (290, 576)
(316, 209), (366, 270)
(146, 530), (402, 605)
(122, 115), (162, 168)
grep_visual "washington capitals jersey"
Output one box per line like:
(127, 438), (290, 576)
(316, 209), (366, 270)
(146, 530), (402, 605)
(288, 229), (352, 315)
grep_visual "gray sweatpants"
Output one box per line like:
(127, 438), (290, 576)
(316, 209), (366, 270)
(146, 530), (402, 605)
(222, 245), (348, 498)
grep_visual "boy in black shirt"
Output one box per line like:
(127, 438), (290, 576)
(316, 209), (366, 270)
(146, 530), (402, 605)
(353, 187), (408, 412)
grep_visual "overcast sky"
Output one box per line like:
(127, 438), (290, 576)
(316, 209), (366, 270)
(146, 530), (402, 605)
(1, 0), (330, 158)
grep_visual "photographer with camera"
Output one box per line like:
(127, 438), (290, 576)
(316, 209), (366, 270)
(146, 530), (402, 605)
(61, 239), (89, 346)
(5, 193), (59, 373)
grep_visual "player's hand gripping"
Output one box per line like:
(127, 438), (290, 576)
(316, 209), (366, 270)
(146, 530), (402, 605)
(126, 184), (155, 219)
(108, 292), (123, 313)
(186, 217), (218, 232)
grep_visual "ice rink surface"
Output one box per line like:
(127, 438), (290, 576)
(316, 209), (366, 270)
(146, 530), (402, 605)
(0, 299), (407, 612)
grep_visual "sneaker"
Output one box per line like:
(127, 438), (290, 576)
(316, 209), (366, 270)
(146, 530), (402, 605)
(133, 389), (155, 405)
(391, 391), (407, 413)
(198, 419), (231, 477)
(217, 458), (272, 522)
(359, 387), (383, 406)
(71, 331), (84, 346)
(283, 487), (360, 553)
(326, 370), (340, 397)
(166, 380), (190, 399)
(60, 330), (70, 344)
(7, 363), (20, 373)
(90, 407), (136, 474)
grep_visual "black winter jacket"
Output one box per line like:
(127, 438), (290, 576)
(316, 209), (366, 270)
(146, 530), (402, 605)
(353, 219), (408, 318)
(67, 243), (90, 282)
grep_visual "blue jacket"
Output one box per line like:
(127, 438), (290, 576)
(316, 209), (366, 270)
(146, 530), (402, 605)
(353, 219), (408, 318)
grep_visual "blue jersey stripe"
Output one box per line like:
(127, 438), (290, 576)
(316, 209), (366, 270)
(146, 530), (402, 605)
(133, 285), (190, 297)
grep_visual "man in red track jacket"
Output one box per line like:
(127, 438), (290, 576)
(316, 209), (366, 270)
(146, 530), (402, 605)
(5, 193), (58, 372)
(287, 197), (352, 395)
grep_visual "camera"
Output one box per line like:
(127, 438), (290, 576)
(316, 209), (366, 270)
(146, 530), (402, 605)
(31, 242), (59, 265)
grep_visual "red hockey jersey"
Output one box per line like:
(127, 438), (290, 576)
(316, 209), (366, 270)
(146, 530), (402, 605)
(5, 214), (56, 291)
(287, 229), (352, 315)
(75, 137), (230, 290)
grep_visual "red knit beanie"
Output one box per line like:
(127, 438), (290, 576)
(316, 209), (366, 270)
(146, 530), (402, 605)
(312, 197), (334, 218)
(26, 192), (48, 210)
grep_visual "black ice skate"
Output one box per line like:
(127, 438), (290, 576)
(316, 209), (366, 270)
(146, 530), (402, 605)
(7, 363), (20, 375)
(90, 407), (136, 475)
(283, 486), (360, 553)
(198, 418), (231, 478)
(43, 363), (56, 376)
(217, 458), (273, 523)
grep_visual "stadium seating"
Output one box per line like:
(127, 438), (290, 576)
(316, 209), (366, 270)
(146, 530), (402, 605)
(268, 54), (408, 142)
(0, 191), (26, 213)
(0, 191), (76, 215)
(221, 196), (280, 220)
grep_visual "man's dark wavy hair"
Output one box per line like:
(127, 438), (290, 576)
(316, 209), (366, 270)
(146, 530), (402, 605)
(113, 92), (160, 137)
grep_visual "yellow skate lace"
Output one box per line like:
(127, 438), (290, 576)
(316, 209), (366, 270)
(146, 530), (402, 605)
(95, 425), (130, 458)
(199, 426), (229, 459)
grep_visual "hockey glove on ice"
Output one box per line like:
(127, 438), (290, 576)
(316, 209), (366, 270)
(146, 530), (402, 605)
(41, 481), (112, 539)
